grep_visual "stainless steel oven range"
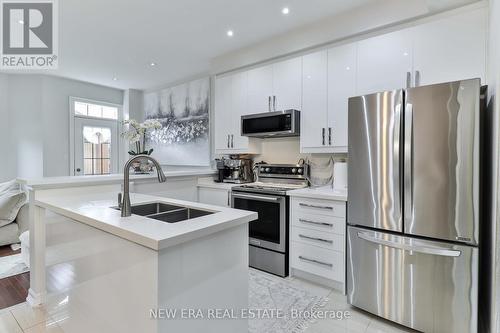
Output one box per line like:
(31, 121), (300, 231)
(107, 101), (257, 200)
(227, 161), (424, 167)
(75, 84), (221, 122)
(231, 164), (308, 277)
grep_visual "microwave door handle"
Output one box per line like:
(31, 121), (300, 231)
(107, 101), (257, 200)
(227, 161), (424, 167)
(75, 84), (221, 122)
(357, 232), (461, 257)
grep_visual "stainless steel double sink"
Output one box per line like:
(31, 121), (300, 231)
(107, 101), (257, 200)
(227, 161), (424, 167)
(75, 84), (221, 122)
(113, 202), (215, 223)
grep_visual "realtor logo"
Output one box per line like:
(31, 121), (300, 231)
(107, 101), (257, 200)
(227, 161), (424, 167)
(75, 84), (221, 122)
(1, 0), (58, 69)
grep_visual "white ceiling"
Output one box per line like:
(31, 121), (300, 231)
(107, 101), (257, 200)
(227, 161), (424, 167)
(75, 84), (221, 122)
(7, 0), (380, 90)
(1, 0), (480, 90)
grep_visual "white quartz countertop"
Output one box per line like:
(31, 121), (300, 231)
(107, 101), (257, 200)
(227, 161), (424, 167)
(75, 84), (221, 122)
(34, 189), (257, 251)
(18, 169), (215, 190)
(197, 177), (240, 190)
(287, 186), (348, 201)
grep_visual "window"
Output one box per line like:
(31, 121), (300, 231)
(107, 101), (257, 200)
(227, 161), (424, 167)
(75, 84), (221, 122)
(74, 101), (118, 120)
(83, 126), (112, 175)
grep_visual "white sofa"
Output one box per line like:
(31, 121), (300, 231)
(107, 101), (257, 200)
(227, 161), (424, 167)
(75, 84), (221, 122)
(0, 204), (29, 247)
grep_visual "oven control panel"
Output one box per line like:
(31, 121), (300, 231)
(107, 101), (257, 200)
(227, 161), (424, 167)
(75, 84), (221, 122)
(256, 164), (306, 179)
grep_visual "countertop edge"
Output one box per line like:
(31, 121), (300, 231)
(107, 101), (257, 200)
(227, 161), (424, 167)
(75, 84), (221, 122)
(287, 189), (348, 202)
(18, 169), (216, 190)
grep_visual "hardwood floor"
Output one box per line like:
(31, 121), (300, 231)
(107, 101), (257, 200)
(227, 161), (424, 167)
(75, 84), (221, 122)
(0, 245), (29, 310)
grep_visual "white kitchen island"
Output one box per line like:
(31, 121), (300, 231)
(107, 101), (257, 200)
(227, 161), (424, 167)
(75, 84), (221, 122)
(24, 183), (256, 333)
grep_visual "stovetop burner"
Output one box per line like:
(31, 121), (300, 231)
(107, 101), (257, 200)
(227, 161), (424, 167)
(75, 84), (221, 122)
(232, 164), (308, 195)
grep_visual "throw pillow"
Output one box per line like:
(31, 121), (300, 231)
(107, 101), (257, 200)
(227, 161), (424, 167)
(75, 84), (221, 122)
(0, 190), (27, 228)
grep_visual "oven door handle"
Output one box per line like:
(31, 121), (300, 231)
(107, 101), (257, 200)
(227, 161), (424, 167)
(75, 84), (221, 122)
(232, 193), (281, 202)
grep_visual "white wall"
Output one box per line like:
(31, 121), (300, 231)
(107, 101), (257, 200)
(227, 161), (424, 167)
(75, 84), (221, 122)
(9, 75), (44, 179)
(0, 74), (14, 182)
(3, 74), (124, 179)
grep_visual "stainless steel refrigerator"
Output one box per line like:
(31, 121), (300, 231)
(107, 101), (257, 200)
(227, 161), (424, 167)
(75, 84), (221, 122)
(347, 79), (481, 333)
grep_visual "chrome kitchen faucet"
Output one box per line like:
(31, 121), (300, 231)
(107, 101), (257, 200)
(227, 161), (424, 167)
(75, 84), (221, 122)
(121, 155), (166, 217)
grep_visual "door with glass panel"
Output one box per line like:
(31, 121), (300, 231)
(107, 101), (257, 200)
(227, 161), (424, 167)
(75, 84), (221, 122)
(74, 117), (118, 176)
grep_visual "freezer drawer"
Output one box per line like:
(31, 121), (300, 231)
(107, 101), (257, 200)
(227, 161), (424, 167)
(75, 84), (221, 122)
(347, 226), (478, 333)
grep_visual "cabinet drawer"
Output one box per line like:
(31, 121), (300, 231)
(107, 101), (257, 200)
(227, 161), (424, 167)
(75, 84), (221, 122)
(292, 226), (343, 251)
(292, 212), (345, 235)
(291, 241), (344, 282)
(292, 197), (346, 218)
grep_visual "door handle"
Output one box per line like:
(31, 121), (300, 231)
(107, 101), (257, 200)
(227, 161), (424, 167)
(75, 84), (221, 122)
(299, 202), (333, 210)
(299, 218), (333, 227)
(404, 104), (413, 225)
(414, 70), (421, 87)
(357, 232), (461, 257)
(230, 134), (234, 148)
(298, 256), (333, 267)
(328, 127), (332, 145)
(322, 128), (326, 145)
(273, 95), (276, 111)
(406, 71), (412, 88)
(232, 193), (281, 202)
(299, 234), (333, 244)
(268, 96), (272, 112)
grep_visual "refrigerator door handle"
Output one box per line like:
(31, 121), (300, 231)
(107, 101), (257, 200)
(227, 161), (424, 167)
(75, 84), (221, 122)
(404, 103), (413, 225)
(394, 103), (402, 212)
(357, 231), (462, 257)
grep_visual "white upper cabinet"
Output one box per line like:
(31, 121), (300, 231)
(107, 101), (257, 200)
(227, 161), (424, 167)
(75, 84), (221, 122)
(247, 65), (273, 113)
(246, 59), (302, 114)
(357, 29), (413, 96)
(214, 75), (232, 150)
(231, 71), (250, 150)
(272, 57), (302, 111)
(214, 72), (261, 153)
(328, 43), (357, 151)
(411, 8), (487, 86)
(301, 50), (328, 149)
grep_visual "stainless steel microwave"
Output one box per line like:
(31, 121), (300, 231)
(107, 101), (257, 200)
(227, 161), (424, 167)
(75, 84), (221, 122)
(241, 109), (300, 138)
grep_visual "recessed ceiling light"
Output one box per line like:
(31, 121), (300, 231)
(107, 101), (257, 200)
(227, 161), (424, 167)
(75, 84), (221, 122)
(403, 52), (409, 56)
(150, 62), (157, 67)
(227, 30), (234, 37)
(282, 7), (289, 15)
(112, 77), (118, 81)
(18, 20), (24, 24)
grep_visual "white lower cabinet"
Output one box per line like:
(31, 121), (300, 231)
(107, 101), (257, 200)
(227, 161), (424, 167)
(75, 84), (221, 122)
(197, 186), (231, 207)
(290, 197), (346, 293)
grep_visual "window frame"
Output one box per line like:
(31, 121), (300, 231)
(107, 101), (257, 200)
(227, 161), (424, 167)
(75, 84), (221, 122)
(69, 96), (124, 176)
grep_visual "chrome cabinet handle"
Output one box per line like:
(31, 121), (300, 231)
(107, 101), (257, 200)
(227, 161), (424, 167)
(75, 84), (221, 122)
(227, 134), (230, 148)
(227, 192), (230, 206)
(299, 256), (333, 267)
(299, 218), (333, 227)
(299, 202), (333, 210)
(357, 232), (461, 257)
(322, 128), (326, 145)
(268, 96), (272, 112)
(328, 127), (332, 145)
(414, 70), (421, 87)
(299, 234), (333, 244)
(404, 104), (413, 226)
(273, 95), (276, 111)
(406, 71), (412, 88)
(230, 134), (234, 148)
